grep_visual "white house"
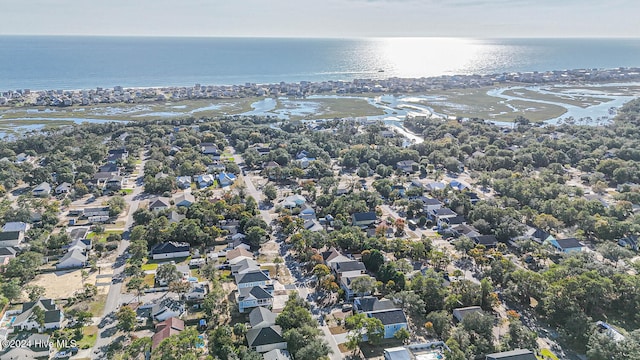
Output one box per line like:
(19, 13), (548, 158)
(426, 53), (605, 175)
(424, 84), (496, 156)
(32, 182), (51, 197)
(196, 174), (215, 188)
(12, 299), (64, 332)
(174, 192), (195, 208)
(149, 197), (170, 212)
(55, 182), (72, 194)
(235, 270), (271, 289)
(184, 283), (208, 301)
(238, 286), (274, 313)
(56, 249), (87, 269)
(176, 176), (192, 189)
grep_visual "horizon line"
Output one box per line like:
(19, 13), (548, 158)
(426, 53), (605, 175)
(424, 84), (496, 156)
(1, 34), (640, 40)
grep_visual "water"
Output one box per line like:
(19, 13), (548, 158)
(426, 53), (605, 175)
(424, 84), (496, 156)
(1, 36), (640, 91)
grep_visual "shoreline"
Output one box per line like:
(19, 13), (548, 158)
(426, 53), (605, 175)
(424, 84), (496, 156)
(1, 67), (640, 110)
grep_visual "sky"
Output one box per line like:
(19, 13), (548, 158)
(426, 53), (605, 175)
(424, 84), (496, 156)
(0, 0), (638, 38)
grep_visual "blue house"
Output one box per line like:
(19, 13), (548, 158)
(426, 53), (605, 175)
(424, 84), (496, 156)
(196, 174), (215, 188)
(217, 172), (237, 187)
(546, 238), (585, 253)
(365, 309), (408, 339)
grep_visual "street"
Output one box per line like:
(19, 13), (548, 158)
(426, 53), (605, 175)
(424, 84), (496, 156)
(90, 155), (147, 359)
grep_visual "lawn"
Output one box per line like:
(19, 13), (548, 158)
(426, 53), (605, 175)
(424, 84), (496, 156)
(88, 294), (107, 316)
(538, 348), (559, 360)
(260, 265), (276, 278)
(141, 263), (158, 271)
(86, 230), (123, 243)
(76, 326), (99, 349)
(143, 274), (155, 288)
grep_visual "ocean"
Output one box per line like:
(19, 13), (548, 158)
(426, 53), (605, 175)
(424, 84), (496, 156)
(1, 36), (640, 91)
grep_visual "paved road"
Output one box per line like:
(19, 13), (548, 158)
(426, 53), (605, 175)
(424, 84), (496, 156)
(230, 149), (272, 226)
(90, 156), (147, 359)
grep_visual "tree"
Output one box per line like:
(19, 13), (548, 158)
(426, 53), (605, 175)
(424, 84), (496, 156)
(169, 280), (191, 299)
(394, 327), (411, 343)
(263, 184), (277, 202)
(24, 285), (46, 301)
(156, 263), (180, 285)
(152, 327), (201, 359)
(1, 279), (22, 301)
(345, 313), (384, 344)
(128, 239), (148, 261)
(246, 226), (267, 249)
(108, 196), (127, 217)
(350, 276), (376, 297)
(361, 249), (385, 272)
(127, 276), (149, 302)
(276, 294), (313, 330)
(116, 306), (136, 331)
(424, 311), (452, 339)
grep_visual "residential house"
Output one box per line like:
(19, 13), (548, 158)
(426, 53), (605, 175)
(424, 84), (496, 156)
(184, 283), (208, 301)
(176, 176), (192, 189)
(303, 219), (323, 232)
(32, 182), (51, 197)
(150, 242), (190, 260)
(149, 197), (170, 212)
(12, 299), (64, 332)
(152, 317), (184, 350)
(56, 249), (87, 269)
(450, 224), (480, 238)
(174, 192), (195, 208)
(425, 182), (446, 192)
(105, 176), (123, 190)
(0, 231), (23, 247)
(231, 258), (260, 276)
(82, 207), (110, 218)
(367, 309), (409, 339)
(55, 182), (72, 194)
(2, 222), (29, 233)
(453, 306), (484, 323)
(149, 298), (185, 322)
(438, 215), (466, 230)
(0, 334), (52, 359)
(341, 275), (375, 300)
(471, 235), (498, 248)
(228, 233), (251, 251)
(513, 227), (552, 245)
(449, 180), (467, 191)
(0, 247), (17, 268)
(167, 211), (185, 224)
(263, 349), (292, 360)
(396, 160), (418, 173)
(298, 204), (316, 220)
(332, 260), (366, 281)
(200, 143), (220, 156)
(295, 157), (316, 169)
(383, 347), (412, 360)
(466, 192), (481, 204)
(431, 208), (457, 222)
(282, 195), (306, 209)
(67, 238), (92, 253)
(235, 270), (272, 289)
(596, 321), (626, 342)
(217, 172), (237, 187)
(618, 235), (638, 252)
(249, 307), (277, 329)
(485, 349), (537, 360)
(14, 153), (30, 164)
(354, 296), (397, 313)
(98, 163), (119, 174)
(416, 197), (442, 213)
(226, 248), (254, 263)
(546, 238), (585, 253)
(196, 174), (215, 188)
(352, 212), (377, 227)
(238, 286), (274, 313)
(246, 326), (287, 353)
(107, 148), (128, 163)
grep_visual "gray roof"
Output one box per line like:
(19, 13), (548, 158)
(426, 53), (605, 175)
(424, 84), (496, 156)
(453, 306), (484, 322)
(433, 208), (457, 216)
(0, 247), (17, 256)
(485, 349), (537, 360)
(246, 326), (285, 347)
(352, 212), (377, 222)
(150, 242), (190, 255)
(2, 222), (28, 232)
(555, 238), (583, 249)
(236, 270), (270, 285)
(355, 296), (396, 313)
(57, 249), (87, 266)
(249, 307), (277, 328)
(334, 261), (366, 273)
(367, 309), (407, 325)
(13, 299), (61, 327)
(263, 349), (291, 360)
(0, 232), (20, 241)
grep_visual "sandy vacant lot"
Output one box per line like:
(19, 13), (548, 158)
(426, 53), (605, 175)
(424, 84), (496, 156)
(27, 269), (112, 300)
